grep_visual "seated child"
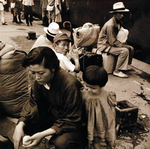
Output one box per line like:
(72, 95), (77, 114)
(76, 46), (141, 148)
(81, 65), (117, 149)
(53, 33), (80, 72)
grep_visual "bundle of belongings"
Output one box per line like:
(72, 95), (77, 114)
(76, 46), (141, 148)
(72, 23), (102, 71)
(73, 22), (100, 48)
(0, 41), (29, 118)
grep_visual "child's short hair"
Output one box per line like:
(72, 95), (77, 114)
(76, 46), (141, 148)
(83, 65), (108, 87)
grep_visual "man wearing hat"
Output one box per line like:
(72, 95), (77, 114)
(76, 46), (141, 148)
(53, 33), (80, 72)
(97, 2), (134, 78)
(31, 22), (61, 50)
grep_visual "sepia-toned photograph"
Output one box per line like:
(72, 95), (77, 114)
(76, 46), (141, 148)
(0, 0), (150, 148)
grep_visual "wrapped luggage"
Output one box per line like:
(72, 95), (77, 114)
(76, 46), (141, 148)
(73, 22), (100, 48)
(0, 50), (29, 118)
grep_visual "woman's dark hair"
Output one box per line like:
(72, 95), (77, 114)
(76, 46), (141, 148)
(22, 46), (59, 71)
(83, 65), (108, 87)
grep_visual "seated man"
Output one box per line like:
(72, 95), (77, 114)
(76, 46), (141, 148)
(30, 22), (61, 50)
(13, 47), (86, 149)
(53, 33), (80, 72)
(97, 2), (134, 78)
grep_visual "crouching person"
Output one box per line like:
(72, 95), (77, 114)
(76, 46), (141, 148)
(13, 46), (86, 149)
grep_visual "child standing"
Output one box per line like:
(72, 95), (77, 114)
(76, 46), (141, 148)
(81, 65), (116, 149)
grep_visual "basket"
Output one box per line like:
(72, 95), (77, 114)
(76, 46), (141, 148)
(115, 100), (138, 125)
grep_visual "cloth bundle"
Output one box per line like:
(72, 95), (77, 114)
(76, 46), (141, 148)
(117, 27), (129, 43)
(73, 22), (100, 48)
(0, 50), (29, 118)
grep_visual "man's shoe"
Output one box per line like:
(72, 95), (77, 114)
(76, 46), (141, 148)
(30, 22), (32, 26)
(113, 71), (128, 78)
(2, 22), (7, 25)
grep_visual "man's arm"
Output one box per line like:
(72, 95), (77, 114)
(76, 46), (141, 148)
(107, 25), (123, 47)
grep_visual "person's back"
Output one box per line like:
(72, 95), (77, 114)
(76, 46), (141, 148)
(30, 22), (61, 51)
(81, 65), (116, 149)
(31, 35), (53, 50)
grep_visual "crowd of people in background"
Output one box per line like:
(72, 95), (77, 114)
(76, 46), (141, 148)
(1, 0), (66, 26)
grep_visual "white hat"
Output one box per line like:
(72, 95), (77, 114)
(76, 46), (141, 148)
(109, 2), (129, 13)
(44, 22), (61, 37)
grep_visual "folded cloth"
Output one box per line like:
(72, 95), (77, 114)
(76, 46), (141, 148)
(117, 27), (129, 43)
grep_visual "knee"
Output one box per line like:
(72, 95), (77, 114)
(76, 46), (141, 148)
(53, 136), (68, 149)
(121, 48), (129, 56)
(130, 46), (134, 53)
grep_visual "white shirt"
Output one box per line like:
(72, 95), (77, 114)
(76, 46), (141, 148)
(0, 0), (7, 10)
(22, 0), (34, 6)
(56, 53), (75, 72)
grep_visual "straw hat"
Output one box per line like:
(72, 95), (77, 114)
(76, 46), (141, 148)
(44, 22), (61, 37)
(109, 2), (129, 13)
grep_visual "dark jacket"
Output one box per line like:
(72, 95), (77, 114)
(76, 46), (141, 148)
(19, 68), (83, 134)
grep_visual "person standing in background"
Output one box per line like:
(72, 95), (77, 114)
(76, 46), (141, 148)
(47, 0), (62, 25)
(40, 0), (48, 26)
(55, 0), (62, 24)
(13, 0), (23, 24)
(0, 0), (7, 25)
(47, 0), (55, 23)
(22, 0), (34, 26)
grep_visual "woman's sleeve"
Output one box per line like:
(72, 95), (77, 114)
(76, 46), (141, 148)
(51, 80), (83, 134)
(18, 82), (40, 125)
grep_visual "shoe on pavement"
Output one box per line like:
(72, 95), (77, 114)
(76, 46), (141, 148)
(113, 71), (128, 78)
(2, 22), (8, 25)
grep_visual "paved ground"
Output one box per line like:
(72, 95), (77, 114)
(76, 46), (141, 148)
(0, 11), (150, 149)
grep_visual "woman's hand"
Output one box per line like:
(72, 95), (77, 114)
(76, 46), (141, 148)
(22, 132), (44, 148)
(13, 122), (25, 149)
